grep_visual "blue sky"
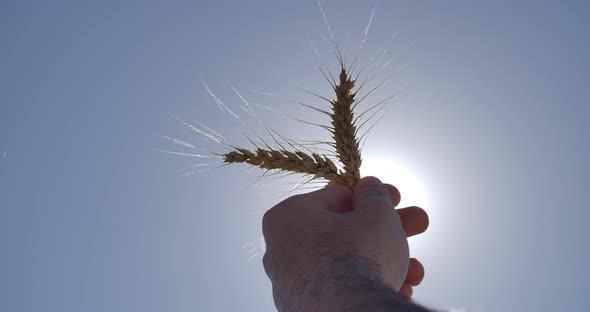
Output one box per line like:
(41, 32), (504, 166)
(2, 1), (589, 311)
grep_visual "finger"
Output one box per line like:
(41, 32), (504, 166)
(399, 283), (413, 299)
(397, 206), (429, 237)
(383, 184), (401, 208)
(405, 258), (425, 286)
(352, 176), (394, 217)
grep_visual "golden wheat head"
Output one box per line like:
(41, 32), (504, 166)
(221, 65), (362, 187)
(330, 67), (362, 187)
(224, 147), (341, 181)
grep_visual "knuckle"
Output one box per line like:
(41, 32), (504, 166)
(262, 206), (280, 232)
(262, 250), (272, 271)
(280, 193), (302, 207)
(262, 194), (301, 236)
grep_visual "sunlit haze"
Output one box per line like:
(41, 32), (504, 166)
(361, 156), (427, 209)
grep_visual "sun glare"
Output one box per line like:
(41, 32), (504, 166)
(361, 156), (427, 209)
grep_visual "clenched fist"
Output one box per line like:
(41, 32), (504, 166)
(262, 176), (430, 312)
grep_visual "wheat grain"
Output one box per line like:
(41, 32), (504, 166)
(223, 147), (341, 183)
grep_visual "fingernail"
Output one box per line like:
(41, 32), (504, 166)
(356, 176), (389, 199)
(358, 176), (382, 187)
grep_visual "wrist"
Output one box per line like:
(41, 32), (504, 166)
(297, 252), (391, 311)
(286, 252), (430, 312)
(270, 250), (378, 311)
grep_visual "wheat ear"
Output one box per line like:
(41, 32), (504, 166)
(221, 66), (363, 188)
(223, 147), (341, 183)
(330, 67), (362, 187)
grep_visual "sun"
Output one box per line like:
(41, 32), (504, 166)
(360, 156), (427, 209)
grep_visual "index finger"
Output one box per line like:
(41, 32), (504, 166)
(397, 206), (429, 237)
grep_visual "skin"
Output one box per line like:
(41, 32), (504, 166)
(262, 176), (431, 311)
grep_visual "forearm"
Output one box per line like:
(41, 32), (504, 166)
(301, 272), (431, 312)
(274, 252), (432, 312)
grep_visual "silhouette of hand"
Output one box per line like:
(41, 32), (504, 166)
(262, 176), (429, 310)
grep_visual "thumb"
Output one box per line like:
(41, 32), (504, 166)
(352, 176), (394, 218)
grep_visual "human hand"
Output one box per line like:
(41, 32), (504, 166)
(262, 176), (429, 311)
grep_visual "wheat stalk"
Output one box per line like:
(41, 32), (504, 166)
(221, 65), (362, 187)
(161, 4), (403, 189)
